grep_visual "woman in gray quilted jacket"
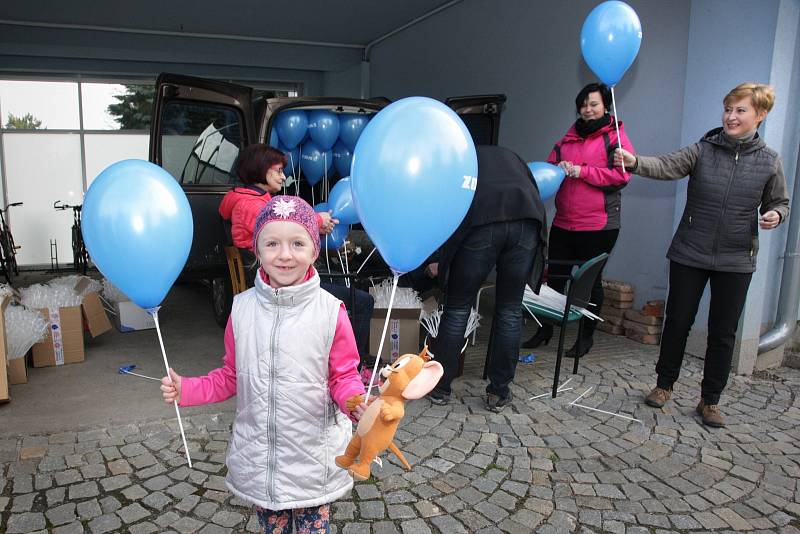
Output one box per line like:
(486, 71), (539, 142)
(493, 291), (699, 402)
(614, 82), (789, 428)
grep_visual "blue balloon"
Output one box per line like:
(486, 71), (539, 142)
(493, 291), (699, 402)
(268, 128), (279, 148)
(339, 113), (370, 151)
(279, 143), (301, 177)
(328, 177), (359, 225)
(323, 223), (348, 250)
(580, 1), (642, 87)
(314, 202), (347, 249)
(307, 110), (340, 150)
(300, 139), (332, 186)
(332, 141), (352, 177)
(275, 110), (308, 149)
(527, 162), (565, 201)
(82, 160), (193, 310)
(351, 97), (477, 274)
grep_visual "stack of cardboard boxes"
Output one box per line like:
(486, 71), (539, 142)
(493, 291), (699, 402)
(1, 278), (113, 403)
(597, 279), (635, 335)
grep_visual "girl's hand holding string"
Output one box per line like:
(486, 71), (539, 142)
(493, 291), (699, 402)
(160, 368), (183, 404)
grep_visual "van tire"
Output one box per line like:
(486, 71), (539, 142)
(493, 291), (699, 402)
(211, 276), (233, 328)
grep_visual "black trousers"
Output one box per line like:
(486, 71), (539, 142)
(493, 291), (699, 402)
(656, 261), (753, 404)
(547, 226), (619, 339)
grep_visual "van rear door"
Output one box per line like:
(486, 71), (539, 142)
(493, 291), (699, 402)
(149, 73), (256, 280)
(444, 94), (506, 146)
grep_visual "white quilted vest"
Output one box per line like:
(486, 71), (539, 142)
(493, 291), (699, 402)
(225, 271), (354, 510)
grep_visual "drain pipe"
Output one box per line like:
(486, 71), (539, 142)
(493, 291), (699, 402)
(360, 0), (464, 98)
(759, 156), (800, 353)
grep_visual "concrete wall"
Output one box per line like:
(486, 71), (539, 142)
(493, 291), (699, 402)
(368, 0), (692, 305)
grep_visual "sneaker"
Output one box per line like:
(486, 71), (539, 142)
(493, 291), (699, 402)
(485, 391), (513, 413)
(696, 400), (725, 427)
(427, 390), (450, 406)
(644, 386), (672, 408)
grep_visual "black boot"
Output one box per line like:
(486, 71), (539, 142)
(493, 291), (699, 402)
(566, 337), (593, 359)
(522, 325), (553, 349)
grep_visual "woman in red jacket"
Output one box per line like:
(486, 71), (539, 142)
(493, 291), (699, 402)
(523, 83), (634, 357)
(219, 144), (333, 251)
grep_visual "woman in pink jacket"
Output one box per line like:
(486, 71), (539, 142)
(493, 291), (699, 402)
(219, 144), (333, 252)
(523, 83), (634, 357)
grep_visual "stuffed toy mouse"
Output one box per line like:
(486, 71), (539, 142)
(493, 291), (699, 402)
(336, 348), (444, 480)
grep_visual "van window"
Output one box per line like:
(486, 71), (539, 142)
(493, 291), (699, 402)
(159, 101), (243, 185)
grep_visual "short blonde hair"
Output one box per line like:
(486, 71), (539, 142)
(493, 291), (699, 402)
(724, 82), (775, 115)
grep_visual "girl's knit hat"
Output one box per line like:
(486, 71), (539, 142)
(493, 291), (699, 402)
(253, 195), (320, 256)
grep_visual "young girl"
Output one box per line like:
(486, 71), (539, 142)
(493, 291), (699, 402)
(162, 196), (366, 533)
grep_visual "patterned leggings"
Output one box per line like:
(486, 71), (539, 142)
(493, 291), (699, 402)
(256, 503), (330, 534)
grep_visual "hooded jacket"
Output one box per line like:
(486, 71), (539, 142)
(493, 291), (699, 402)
(549, 119), (634, 231)
(634, 128), (790, 272)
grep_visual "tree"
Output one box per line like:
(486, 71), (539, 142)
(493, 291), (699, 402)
(107, 85), (154, 130)
(5, 112), (42, 129)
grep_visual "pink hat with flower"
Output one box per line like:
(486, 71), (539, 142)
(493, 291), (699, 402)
(253, 196), (321, 256)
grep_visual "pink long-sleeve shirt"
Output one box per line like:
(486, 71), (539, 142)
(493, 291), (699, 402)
(179, 268), (365, 418)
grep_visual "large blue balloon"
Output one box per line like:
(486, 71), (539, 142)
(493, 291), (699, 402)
(82, 160), (193, 310)
(332, 141), (352, 177)
(351, 97), (477, 274)
(307, 110), (340, 150)
(580, 1), (642, 87)
(527, 162), (565, 201)
(300, 140), (332, 186)
(275, 110), (308, 149)
(339, 113), (370, 151)
(328, 177), (359, 226)
(268, 128), (279, 148)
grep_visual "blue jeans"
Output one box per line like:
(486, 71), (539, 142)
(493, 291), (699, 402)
(433, 220), (539, 398)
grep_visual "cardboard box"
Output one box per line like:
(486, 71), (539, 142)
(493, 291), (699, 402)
(74, 279), (113, 338)
(32, 306), (85, 367)
(370, 308), (421, 363)
(113, 301), (155, 332)
(0, 297), (10, 402)
(8, 357), (26, 385)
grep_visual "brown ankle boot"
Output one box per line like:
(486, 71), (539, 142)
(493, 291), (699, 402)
(696, 400), (725, 427)
(644, 386), (672, 408)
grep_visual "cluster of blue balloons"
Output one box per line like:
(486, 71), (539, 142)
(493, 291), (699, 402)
(270, 110), (370, 186)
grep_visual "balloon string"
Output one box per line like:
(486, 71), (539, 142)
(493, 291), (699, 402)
(611, 86), (625, 174)
(296, 146), (302, 197)
(356, 247), (377, 275)
(365, 272), (400, 400)
(324, 234), (332, 282)
(150, 308), (193, 468)
(323, 153), (329, 203)
(336, 248), (349, 288)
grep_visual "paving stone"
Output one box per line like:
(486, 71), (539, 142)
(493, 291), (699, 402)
(210, 510), (245, 527)
(372, 520), (402, 534)
(88, 513), (122, 534)
(6, 512), (47, 533)
(77, 499), (102, 520)
(400, 518), (432, 534)
(171, 516), (205, 533)
(388, 504), (417, 520)
(10, 492), (35, 513)
(69, 481), (100, 499)
(142, 491), (173, 510)
(52, 522), (85, 534)
(117, 502), (150, 524)
(46, 503), (78, 526)
(194, 501), (220, 519)
(129, 521), (160, 534)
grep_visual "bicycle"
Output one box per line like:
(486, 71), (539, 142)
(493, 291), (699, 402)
(54, 201), (89, 275)
(0, 202), (23, 284)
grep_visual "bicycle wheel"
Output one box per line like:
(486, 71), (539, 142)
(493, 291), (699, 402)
(71, 225), (83, 272)
(6, 231), (19, 275)
(0, 231), (11, 283)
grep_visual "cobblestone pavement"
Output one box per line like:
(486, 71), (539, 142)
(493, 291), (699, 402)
(3, 329), (800, 533)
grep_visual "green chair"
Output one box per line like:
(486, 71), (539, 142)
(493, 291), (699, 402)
(523, 253), (609, 398)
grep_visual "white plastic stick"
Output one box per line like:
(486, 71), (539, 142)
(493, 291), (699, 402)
(150, 309), (193, 468)
(569, 386), (593, 406)
(365, 273), (399, 400)
(611, 86), (625, 173)
(122, 370), (160, 381)
(571, 402), (642, 424)
(529, 388), (573, 400)
(356, 247), (377, 275)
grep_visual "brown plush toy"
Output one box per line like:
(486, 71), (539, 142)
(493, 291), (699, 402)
(336, 348), (444, 481)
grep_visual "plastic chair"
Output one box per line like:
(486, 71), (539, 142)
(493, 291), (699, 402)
(523, 253), (609, 398)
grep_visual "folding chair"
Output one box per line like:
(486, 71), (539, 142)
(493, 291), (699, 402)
(523, 253), (609, 398)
